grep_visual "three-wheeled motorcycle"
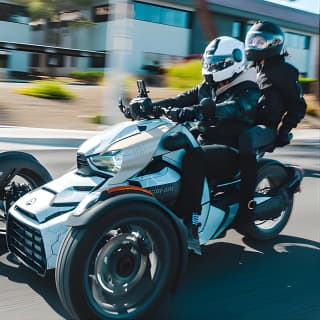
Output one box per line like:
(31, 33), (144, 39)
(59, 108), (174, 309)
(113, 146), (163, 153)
(6, 81), (303, 320)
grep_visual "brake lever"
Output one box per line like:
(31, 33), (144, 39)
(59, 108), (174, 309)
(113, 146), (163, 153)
(118, 97), (126, 113)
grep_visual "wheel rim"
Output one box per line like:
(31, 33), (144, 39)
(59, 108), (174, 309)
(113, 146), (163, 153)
(94, 232), (149, 296)
(85, 219), (168, 318)
(253, 176), (290, 230)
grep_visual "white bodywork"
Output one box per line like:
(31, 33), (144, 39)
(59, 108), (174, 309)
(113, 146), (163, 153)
(7, 117), (254, 272)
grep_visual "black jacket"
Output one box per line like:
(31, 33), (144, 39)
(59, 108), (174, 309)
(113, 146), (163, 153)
(255, 55), (307, 132)
(154, 69), (260, 144)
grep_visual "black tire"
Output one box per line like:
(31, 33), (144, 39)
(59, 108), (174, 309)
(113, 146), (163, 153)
(0, 151), (52, 190)
(0, 151), (52, 233)
(237, 160), (293, 240)
(56, 202), (180, 320)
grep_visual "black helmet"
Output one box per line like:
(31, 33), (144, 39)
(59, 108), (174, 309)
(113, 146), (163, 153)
(245, 21), (284, 61)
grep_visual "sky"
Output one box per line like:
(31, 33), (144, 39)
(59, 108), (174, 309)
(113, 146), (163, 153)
(265, 0), (320, 14)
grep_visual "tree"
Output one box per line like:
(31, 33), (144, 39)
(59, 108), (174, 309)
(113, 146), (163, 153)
(12, 0), (95, 45)
(12, 0), (94, 21)
(12, 0), (95, 77)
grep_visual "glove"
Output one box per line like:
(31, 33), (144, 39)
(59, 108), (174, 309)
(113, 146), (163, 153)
(118, 98), (133, 119)
(197, 99), (215, 121)
(276, 130), (291, 147)
(123, 106), (133, 119)
(129, 97), (153, 120)
(167, 107), (197, 123)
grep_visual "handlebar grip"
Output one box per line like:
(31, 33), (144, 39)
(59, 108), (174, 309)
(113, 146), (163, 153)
(152, 105), (168, 117)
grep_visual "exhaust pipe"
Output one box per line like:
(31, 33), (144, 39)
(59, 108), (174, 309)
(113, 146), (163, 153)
(251, 164), (303, 221)
(252, 189), (289, 221)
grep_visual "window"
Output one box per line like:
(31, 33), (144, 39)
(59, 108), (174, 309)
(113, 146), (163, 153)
(0, 52), (9, 68)
(232, 21), (242, 39)
(0, 3), (29, 24)
(46, 54), (64, 67)
(134, 2), (190, 28)
(285, 32), (310, 50)
(31, 53), (40, 68)
(246, 23), (253, 33)
(93, 5), (110, 22)
(90, 54), (106, 68)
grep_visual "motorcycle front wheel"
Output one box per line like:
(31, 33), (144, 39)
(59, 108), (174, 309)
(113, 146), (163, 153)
(0, 151), (52, 233)
(237, 161), (293, 240)
(55, 202), (180, 320)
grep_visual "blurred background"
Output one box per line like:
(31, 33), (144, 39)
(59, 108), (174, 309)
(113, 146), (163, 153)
(0, 0), (319, 128)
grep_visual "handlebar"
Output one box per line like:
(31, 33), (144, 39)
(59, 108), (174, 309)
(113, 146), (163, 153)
(119, 80), (209, 122)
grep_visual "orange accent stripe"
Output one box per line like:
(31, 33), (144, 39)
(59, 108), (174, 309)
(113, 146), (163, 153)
(107, 185), (153, 196)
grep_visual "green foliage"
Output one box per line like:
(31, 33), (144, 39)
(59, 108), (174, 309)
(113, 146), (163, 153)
(299, 77), (317, 94)
(164, 60), (202, 89)
(91, 114), (105, 124)
(299, 77), (317, 84)
(16, 80), (75, 100)
(69, 71), (105, 84)
(12, 0), (94, 21)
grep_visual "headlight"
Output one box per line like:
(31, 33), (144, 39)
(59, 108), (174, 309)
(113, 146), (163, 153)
(90, 150), (123, 174)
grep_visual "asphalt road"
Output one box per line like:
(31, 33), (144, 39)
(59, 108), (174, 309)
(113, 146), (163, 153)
(0, 136), (319, 320)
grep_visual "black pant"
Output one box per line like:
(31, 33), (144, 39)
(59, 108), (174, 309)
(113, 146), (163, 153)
(238, 125), (277, 213)
(174, 144), (239, 224)
(175, 125), (277, 223)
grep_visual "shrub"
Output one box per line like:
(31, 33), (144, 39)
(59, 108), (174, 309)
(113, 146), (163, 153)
(164, 60), (202, 89)
(69, 71), (104, 84)
(304, 95), (320, 117)
(299, 77), (317, 94)
(91, 114), (105, 124)
(16, 80), (75, 100)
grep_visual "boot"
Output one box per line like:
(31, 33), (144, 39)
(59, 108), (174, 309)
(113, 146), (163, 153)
(187, 213), (202, 255)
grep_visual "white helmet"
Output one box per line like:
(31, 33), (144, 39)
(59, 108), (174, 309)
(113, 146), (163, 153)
(202, 36), (245, 85)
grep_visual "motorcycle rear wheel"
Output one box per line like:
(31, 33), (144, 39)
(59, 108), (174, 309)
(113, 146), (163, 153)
(55, 202), (180, 320)
(237, 161), (293, 240)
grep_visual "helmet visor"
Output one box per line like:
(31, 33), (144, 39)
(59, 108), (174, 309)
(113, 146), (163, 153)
(245, 31), (284, 50)
(202, 54), (235, 73)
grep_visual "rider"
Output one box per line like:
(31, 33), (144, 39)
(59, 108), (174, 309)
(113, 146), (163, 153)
(128, 36), (261, 254)
(239, 21), (307, 220)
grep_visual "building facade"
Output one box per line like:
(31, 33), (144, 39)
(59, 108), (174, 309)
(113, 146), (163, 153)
(0, 0), (31, 78)
(0, 0), (319, 78)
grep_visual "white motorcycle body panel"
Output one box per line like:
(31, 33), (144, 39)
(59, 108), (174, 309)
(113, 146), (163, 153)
(7, 117), (243, 273)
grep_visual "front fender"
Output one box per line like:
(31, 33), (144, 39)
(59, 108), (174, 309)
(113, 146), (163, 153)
(0, 151), (52, 188)
(67, 192), (188, 291)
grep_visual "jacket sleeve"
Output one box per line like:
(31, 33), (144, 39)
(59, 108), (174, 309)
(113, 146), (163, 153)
(261, 62), (307, 132)
(215, 83), (260, 125)
(256, 71), (284, 127)
(152, 86), (199, 109)
(277, 80), (307, 133)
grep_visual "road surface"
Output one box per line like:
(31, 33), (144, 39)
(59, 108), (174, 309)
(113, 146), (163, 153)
(0, 127), (319, 320)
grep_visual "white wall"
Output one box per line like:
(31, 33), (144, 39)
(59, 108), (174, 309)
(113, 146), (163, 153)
(283, 27), (318, 78)
(285, 48), (309, 75)
(0, 21), (31, 72)
(105, 19), (190, 73)
(307, 34), (319, 79)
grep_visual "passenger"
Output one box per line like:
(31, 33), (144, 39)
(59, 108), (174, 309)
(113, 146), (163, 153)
(238, 21), (307, 223)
